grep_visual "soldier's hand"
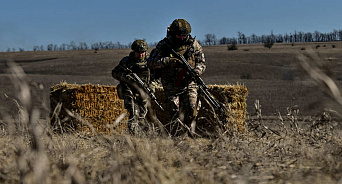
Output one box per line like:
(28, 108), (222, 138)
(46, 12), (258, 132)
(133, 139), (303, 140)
(169, 58), (183, 67)
(125, 74), (135, 81)
(194, 68), (201, 76)
(162, 57), (181, 67)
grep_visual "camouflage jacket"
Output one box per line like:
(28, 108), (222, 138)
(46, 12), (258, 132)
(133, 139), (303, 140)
(148, 36), (206, 94)
(112, 51), (150, 86)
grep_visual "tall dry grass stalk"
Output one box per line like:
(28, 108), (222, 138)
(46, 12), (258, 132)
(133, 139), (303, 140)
(298, 49), (342, 108)
(5, 60), (51, 183)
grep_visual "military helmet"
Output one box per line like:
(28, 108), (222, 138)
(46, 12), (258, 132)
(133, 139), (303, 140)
(131, 39), (148, 52)
(169, 19), (192, 36)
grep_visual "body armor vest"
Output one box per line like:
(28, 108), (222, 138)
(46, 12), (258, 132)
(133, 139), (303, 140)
(127, 53), (150, 83)
(173, 44), (195, 68)
(160, 38), (196, 88)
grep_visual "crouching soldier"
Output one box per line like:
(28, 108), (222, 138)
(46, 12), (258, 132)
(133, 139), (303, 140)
(148, 19), (206, 136)
(112, 39), (153, 134)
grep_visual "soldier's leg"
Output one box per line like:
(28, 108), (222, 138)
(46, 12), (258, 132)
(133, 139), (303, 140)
(123, 95), (135, 120)
(162, 95), (183, 135)
(136, 96), (148, 130)
(184, 84), (200, 134)
(135, 94), (148, 118)
(167, 93), (195, 137)
(129, 99), (142, 135)
(165, 95), (180, 121)
(178, 94), (186, 124)
(118, 84), (138, 133)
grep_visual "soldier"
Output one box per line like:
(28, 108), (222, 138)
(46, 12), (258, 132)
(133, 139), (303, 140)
(148, 19), (206, 135)
(112, 39), (153, 134)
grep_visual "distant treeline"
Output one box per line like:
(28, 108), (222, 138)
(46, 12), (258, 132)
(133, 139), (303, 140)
(201, 29), (342, 46)
(6, 29), (342, 52)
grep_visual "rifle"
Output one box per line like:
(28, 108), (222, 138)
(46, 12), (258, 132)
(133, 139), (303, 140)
(120, 66), (164, 111)
(169, 48), (226, 115)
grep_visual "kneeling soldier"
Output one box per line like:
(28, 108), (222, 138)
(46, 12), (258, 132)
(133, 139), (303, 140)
(112, 39), (151, 134)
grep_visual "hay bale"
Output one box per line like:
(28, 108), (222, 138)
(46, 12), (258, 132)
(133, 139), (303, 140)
(50, 83), (248, 135)
(153, 84), (248, 134)
(205, 84), (248, 132)
(50, 82), (128, 134)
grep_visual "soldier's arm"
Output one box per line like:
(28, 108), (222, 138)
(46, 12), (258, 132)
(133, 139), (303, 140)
(147, 41), (171, 69)
(193, 39), (206, 76)
(112, 57), (133, 84)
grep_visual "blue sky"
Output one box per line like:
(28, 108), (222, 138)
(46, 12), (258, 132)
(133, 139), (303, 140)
(1, 0), (341, 51)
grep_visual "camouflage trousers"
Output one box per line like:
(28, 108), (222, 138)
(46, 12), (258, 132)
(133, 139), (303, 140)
(117, 83), (148, 133)
(164, 82), (200, 127)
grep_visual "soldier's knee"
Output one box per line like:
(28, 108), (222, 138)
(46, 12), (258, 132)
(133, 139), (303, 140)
(165, 96), (178, 110)
(116, 83), (124, 99)
(117, 83), (133, 99)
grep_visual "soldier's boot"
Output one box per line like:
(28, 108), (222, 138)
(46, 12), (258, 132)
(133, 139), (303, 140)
(127, 117), (134, 134)
(123, 95), (135, 118)
(187, 96), (201, 137)
(128, 117), (144, 135)
(130, 104), (145, 135)
(169, 112), (189, 137)
(187, 115), (198, 138)
(123, 95), (137, 134)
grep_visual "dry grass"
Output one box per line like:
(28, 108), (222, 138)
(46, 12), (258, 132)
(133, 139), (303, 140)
(1, 116), (341, 183)
(1, 52), (342, 183)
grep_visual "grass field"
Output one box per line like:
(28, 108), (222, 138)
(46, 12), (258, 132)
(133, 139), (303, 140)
(0, 42), (342, 183)
(2, 42), (342, 116)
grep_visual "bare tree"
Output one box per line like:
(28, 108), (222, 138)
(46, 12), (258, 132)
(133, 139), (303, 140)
(250, 34), (257, 43)
(219, 37), (229, 45)
(314, 30), (321, 42)
(33, 46), (40, 51)
(304, 32), (313, 42)
(47, 44), (53, 51)
(264, 37), (274, 49)
(338, 30), (342, 41)
(204, 34), (216, 45)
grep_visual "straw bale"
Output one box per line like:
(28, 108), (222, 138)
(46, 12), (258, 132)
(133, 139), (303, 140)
(153, 84), (248, 133)
(206, 84), (248, 132)
(50, 82), (128, 134)
(50, 82), (248, 135)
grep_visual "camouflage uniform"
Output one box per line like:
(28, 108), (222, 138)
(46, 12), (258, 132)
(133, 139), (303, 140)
(148, 48), (163, 92)
(148, 19), (206, 132)
(112, 40), (156, 133)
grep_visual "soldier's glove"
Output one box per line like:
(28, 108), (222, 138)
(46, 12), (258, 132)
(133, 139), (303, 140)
(169, 58), (183, 67)
(194, 68), (201, 76)
(127, 73), (134, 80)
(162, 57), (182, 67)
(123, 74), (135, 83)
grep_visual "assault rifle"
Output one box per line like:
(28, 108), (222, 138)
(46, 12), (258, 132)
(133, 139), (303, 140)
(120, 66), (164, 111)
(169, 48), (226, 115)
